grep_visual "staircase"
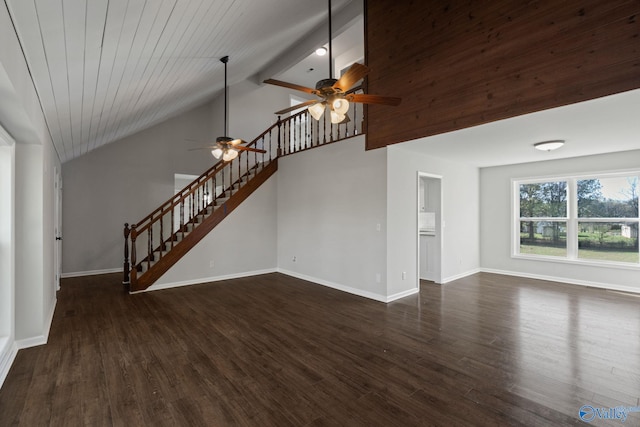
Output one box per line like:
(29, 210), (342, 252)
(123, 100), (364, 292)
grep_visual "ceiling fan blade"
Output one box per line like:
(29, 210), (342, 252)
(347, 93), (401, 106)
(345, 86), (363, 95)
(229, 139), (248, 146)
(333, 63), (369, 92)
(264, 79), (316, 95)
(274, 100), (318, 115)
(187, 146), (217, 151)
(236, 146), (267, 154)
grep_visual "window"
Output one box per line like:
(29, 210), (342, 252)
(519, 181), (567, 257)
(514, 173), (639, 266)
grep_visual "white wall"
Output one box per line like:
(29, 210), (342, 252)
(480, 149), (640, 292)
(277, 136), (388, 301)
(153, 176), (278, 289)
(227, 80), (291, 143)
(0, 131), (15, 387)
(14, 141), (58, 346)
(0, 3), (59, 361)
(387, 144), (480, 294)
(14, 145), (44, 341)
(62, 103), (217, 275)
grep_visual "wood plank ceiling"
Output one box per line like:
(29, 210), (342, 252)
(5, 0), (350, 163)
(364, 0), (640, 150)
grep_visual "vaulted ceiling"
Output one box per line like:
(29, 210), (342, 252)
(5, 0), (354, 163)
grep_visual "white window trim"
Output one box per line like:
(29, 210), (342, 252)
(512, 170), (640, 270)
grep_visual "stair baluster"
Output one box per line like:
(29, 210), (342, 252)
(147, 226), (153, 270)
(130, 224), (137, 284)
(170, 206), (175, 250)
(180, 199), (185, 237)
(159, 209), (164, 259)
(276, 116), (281, 158)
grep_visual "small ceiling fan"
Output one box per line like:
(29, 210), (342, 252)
(264, 0), (400, 124)
(194, 56), (266, 162)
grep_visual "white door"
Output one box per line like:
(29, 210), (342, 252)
(54, 167), (62, 291)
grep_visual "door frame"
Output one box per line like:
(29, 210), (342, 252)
(416, 172), (443, 285)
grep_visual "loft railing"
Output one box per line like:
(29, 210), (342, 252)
(279, 90), (364, 156)
(123, 97), (364, 290)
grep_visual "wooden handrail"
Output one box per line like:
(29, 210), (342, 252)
(124, 100), (364, 289)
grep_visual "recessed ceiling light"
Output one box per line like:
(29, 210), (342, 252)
(315, 47), (327, 56)
(534, 140), (565, 151)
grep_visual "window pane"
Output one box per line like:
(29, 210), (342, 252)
(578, 176), (639, 218)
(578, 222), (639, 263)
(519, 182), (567, 217)
(519, 221), (567, 257)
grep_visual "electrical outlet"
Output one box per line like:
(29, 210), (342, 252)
(292, 256), (296, 262)
(209, 260), (215, 268)
(376, 273), (381, 283)
(402, 271), (406, 280)
(376, 223), (381, 232)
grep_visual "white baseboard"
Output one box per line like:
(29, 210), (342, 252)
(0, 338), (18, 389)
(15, 335), (47, 349)
(441, 268), (482, 284)
(16, 297), (56, 350)
(144, 268), (279, 293)
(481, 268), (640, 294)
(278, 269), (389, 303)
(61, 268), (121, 278)
(386, 287), (420, 302)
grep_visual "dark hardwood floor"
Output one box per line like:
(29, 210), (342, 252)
(1, 272), (639, 426)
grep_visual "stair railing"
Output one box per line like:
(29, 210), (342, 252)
(123, 96), (364, 288)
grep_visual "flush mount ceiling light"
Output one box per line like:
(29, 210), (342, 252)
(315, 46), (327, 56)
(534, 140), (565, 151)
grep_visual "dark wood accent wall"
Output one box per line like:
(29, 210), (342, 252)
(364, 0), (640, 150)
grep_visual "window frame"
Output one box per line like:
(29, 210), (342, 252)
(512, 170), (640, 269)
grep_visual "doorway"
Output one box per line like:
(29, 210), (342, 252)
(417, 173), (442, 284)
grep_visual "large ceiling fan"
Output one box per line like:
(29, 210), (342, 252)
(196, 56), (266, 162)
(264, 0), (400, 123)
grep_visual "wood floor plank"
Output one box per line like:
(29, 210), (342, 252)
(1, 272), (640, 426)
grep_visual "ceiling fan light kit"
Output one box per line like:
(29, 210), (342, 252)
(222, 149), (239, 161)
(197, 56), (266, 161)
(309, 102), (326, 120)
(332, 98), (349, 115)
(211, 147), (223, 159)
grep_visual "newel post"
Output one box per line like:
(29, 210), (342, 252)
(130, 223), (138, 287)
(123, 223), (130, 286)
(277, 115), (282, 157)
